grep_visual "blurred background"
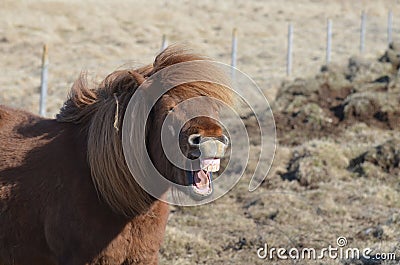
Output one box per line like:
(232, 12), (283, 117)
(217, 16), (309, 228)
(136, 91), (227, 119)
(1, 0), (399, 116)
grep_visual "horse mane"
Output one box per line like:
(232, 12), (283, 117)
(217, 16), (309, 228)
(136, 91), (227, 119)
(56, 46), (233, 217)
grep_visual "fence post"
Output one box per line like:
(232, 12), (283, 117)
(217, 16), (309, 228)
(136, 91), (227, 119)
(231, 28), (238, 68)
(326, 19), (332, 65)
(230, 28), (238, 80)
(360, 11), (366, 53)
(388, 10), (393, 45)
(287, 23), (293, 76)
(161, 34), (168, 51)
(39, 44), (48, 117)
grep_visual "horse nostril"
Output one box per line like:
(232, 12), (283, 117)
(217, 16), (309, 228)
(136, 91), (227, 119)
(221, 134), (229, 146)
(188, 134), (202, 146)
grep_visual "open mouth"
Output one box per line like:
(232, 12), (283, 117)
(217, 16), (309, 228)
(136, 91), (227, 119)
(186, 158), (220, 200)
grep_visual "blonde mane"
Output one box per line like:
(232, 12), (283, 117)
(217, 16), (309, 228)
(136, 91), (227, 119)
(56, 46), (233, 217)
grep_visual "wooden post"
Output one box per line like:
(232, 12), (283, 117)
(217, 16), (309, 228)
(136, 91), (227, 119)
(326, 19), (332, 65)
(360, 11), (366, 53)
(161, 34), (168, 51)
(287, 23), (293, 76)
(388, 10), (393, 45)
(231, 28), (238, 68)
(39, 44), (48, 117)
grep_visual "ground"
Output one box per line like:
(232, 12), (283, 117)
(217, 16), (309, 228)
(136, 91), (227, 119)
(1, 1), (399, 264)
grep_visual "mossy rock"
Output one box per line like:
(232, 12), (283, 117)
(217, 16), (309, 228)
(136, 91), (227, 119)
(275, 78), (320, 112)
(349, 139), (400, 177)
(281, 140), (349, 186)
(296, 103), (332, 128)
(341, 91), (400, 129)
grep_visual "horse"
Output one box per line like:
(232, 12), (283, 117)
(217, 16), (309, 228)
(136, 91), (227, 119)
(0, 46), (232, 265)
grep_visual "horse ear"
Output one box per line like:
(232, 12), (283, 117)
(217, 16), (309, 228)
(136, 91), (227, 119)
(128, 70), (146, 86)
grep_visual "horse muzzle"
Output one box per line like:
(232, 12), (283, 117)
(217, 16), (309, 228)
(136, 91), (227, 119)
(185, 134), (229, 200)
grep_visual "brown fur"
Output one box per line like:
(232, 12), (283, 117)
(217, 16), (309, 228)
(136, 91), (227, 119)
(0, 46), (232, 265)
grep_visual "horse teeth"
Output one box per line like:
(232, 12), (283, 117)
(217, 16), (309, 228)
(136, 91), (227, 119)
(200, 158), (221, 172)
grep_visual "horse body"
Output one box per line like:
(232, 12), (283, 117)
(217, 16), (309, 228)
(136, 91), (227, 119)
(0, 106), (168, 265)
(0, 47), (232, 265)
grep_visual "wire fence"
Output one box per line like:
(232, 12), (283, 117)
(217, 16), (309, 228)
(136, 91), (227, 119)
(1, 10), (399, 117)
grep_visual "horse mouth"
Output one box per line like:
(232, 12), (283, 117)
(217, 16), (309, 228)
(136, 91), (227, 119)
(186, 158), (220, 200)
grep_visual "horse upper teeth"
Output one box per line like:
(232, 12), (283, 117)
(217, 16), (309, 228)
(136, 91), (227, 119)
(200, 158), (220, 173)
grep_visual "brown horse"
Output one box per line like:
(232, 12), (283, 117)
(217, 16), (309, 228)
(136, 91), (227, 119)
(0, 47), (232, 265)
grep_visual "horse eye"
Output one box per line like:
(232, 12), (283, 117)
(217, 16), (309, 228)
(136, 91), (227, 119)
(168, 107), (174, 113)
